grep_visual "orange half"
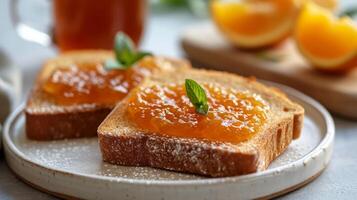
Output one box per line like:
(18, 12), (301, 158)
(294, 3), (357, 71)
(211, 0), (302, 49)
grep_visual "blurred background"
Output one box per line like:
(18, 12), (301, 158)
(1, 0), (357, 199)
(0, 0), (210, 94)
(0, 0), (356, 95)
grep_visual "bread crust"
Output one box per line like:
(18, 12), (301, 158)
(98, 103), (300, 177)
(26, 108), (111, 140)
(99, 133), (258, 177)
(98, 68), (304, 177)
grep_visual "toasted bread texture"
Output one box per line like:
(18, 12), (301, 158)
(25, 50), (191, 140)
(98, 69), (304, 177)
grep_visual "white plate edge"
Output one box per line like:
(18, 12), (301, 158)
(2, 81), (335, 186)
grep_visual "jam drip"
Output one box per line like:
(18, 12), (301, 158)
(127, 83), (269, 144)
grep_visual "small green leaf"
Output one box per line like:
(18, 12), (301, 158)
(133, 52), (153, 63)
(105, 32), (152, 70)
(104, 59), (126, 70)
(122, 51), (153, 67)
(114, 32), (136, 65)
(196, 104), (209, 115)
(185, 79), (209, 115)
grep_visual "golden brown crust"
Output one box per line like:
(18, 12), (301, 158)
(98, 68), (305, 177)
(26, 108), (111, 140)
(99, 132), (259, 177)
(254, 117), (295, 170)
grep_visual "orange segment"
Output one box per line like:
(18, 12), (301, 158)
(211, 0), (302, 48)
(294, 3), (357, 70)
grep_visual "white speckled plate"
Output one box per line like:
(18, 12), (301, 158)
(3, 82), (334, 200)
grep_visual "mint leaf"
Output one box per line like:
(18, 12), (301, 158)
(105, 32), (152, 70)
(133, 51), (152, 63)
(121, 51), (153, 67)
(185, 79), (209, 115)
(196, 104), (209, 115)
(114, 32), (136, 65)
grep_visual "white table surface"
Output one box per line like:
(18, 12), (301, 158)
(1, 0), (357, 199)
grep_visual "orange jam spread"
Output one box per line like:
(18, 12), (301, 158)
(42, 58), (155, 105)
(127, 83), (269, 144)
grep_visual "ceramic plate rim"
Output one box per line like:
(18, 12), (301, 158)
(3, 81), (335, 186)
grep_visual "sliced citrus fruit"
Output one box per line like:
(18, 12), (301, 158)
(294, 3), (357, 72)
(211, 0), (302, 49)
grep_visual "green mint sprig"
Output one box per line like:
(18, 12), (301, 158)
(105, 32), (152, 70)
(185, 79), (209, 115)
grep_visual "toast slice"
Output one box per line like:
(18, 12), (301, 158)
(98, 68), (304, 177)
(25, 50), (191, 140)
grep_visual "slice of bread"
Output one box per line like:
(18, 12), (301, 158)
(25, 50), (191, 140)
(98, 68), (304, 177)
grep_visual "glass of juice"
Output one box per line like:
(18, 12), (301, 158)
(10, 0), (147, 51)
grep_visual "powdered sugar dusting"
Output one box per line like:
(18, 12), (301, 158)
(270, 117), (322, 168)
(12, 114), (320, 181)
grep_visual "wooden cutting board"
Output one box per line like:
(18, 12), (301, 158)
(181, 23), (357, 119)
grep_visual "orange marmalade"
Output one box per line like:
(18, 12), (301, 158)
(127, 83), (269, 144)
(42, 58), (155, 105)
